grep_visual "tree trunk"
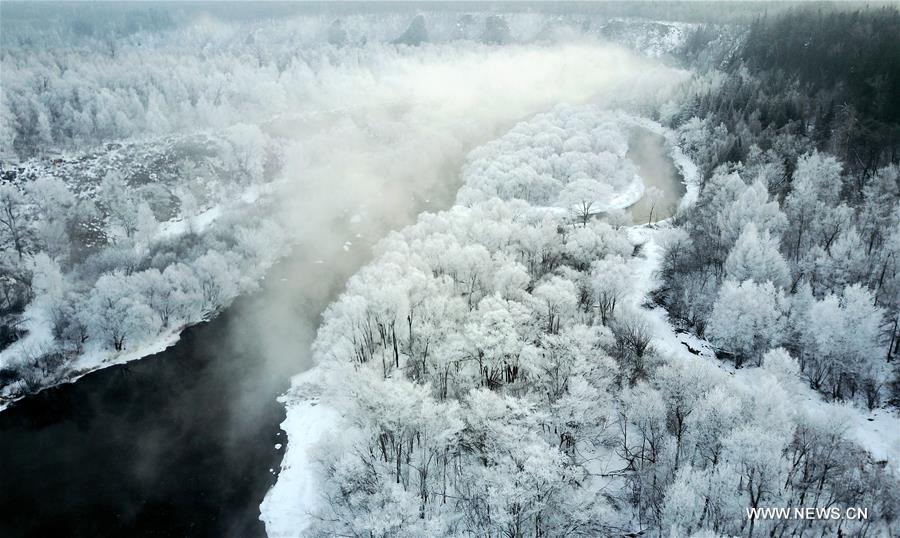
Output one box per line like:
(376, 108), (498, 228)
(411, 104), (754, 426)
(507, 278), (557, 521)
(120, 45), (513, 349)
(392, 323), (399, 368)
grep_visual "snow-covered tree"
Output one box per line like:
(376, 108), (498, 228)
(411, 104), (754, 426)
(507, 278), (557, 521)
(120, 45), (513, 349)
(590, 255), (631, 325)
(724, 223), (790, 288)
(193, 251), (240, 317)
(0, 184), (28, 259)
(81, 271), (161, 351)
(531, 276), (577, 334)
(801, 284), (884, 399)
(783, 151), (845, 261)
(644, 185), (664, 226)
(559, 179), (610, 226)
(99, 171), (139, 241)
(707, 279), (787, 366)
(717, 179), (787, 247)
(134, 264), (203, 328)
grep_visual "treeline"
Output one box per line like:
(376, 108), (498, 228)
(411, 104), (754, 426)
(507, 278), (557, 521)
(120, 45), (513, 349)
(658, 8), (900, 407)
(676, 7), (900, 179)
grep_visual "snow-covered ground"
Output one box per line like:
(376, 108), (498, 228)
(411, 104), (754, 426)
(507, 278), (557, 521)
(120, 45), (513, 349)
(259, 369), (346, 537)
(602, 172), (645, 211)
(0, 329), (184, 414)
(156, 182), (272, 238)
(601, 19), (696, 58)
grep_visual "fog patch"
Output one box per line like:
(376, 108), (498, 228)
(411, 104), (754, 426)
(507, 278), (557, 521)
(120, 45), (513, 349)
(220, 39), (687, 436)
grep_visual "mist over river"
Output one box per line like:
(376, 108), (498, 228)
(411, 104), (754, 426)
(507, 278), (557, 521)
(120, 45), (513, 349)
(0, 157), (460, 537)
(0, 12), (688, 532)
(0, 122), (683, 537)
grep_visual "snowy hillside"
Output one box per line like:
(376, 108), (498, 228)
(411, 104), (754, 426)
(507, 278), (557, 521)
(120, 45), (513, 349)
(0, 128), (287, 409)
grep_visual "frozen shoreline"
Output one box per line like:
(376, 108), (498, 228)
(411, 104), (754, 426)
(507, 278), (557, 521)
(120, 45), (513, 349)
(0, 330), (184, 413)
(259, 369), (344, 537)
(0, 181), (280, 413)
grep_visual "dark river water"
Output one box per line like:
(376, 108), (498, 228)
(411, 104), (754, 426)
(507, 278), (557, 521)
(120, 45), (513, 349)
(0, 237), (375, 538)
(0, 310), (286, 537)
(0, 118), (682, 538)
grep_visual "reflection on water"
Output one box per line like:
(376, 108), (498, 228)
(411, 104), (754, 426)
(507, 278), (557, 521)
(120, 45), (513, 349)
(626, 126), (685, 224)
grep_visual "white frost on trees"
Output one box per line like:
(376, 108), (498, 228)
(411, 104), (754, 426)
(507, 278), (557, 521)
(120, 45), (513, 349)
(272, 103), (899, 538)
(707, 279), (787, 366)
(724, 223), (790, 288)
(81, 271), (161, 352)
(458, 106), (644, 216)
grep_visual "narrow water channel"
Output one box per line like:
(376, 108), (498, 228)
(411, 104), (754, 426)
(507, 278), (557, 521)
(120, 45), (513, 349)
(626, 126), (686, 223)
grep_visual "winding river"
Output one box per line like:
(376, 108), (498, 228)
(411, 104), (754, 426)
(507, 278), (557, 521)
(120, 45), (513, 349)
(0, 121), (684, 538)
(627, 126), (686, 223)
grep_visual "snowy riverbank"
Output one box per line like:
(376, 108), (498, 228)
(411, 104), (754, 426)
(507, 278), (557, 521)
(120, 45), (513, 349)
(259, 369), (345, 536)
(0, 180), (285, 413)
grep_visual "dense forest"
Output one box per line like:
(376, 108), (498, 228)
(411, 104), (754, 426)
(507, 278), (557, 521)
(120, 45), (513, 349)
(291, 102), (898, 537)
(0, 7), (682, 407)
(660, 7), (900, 407)
(682, 7), (900, 176)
